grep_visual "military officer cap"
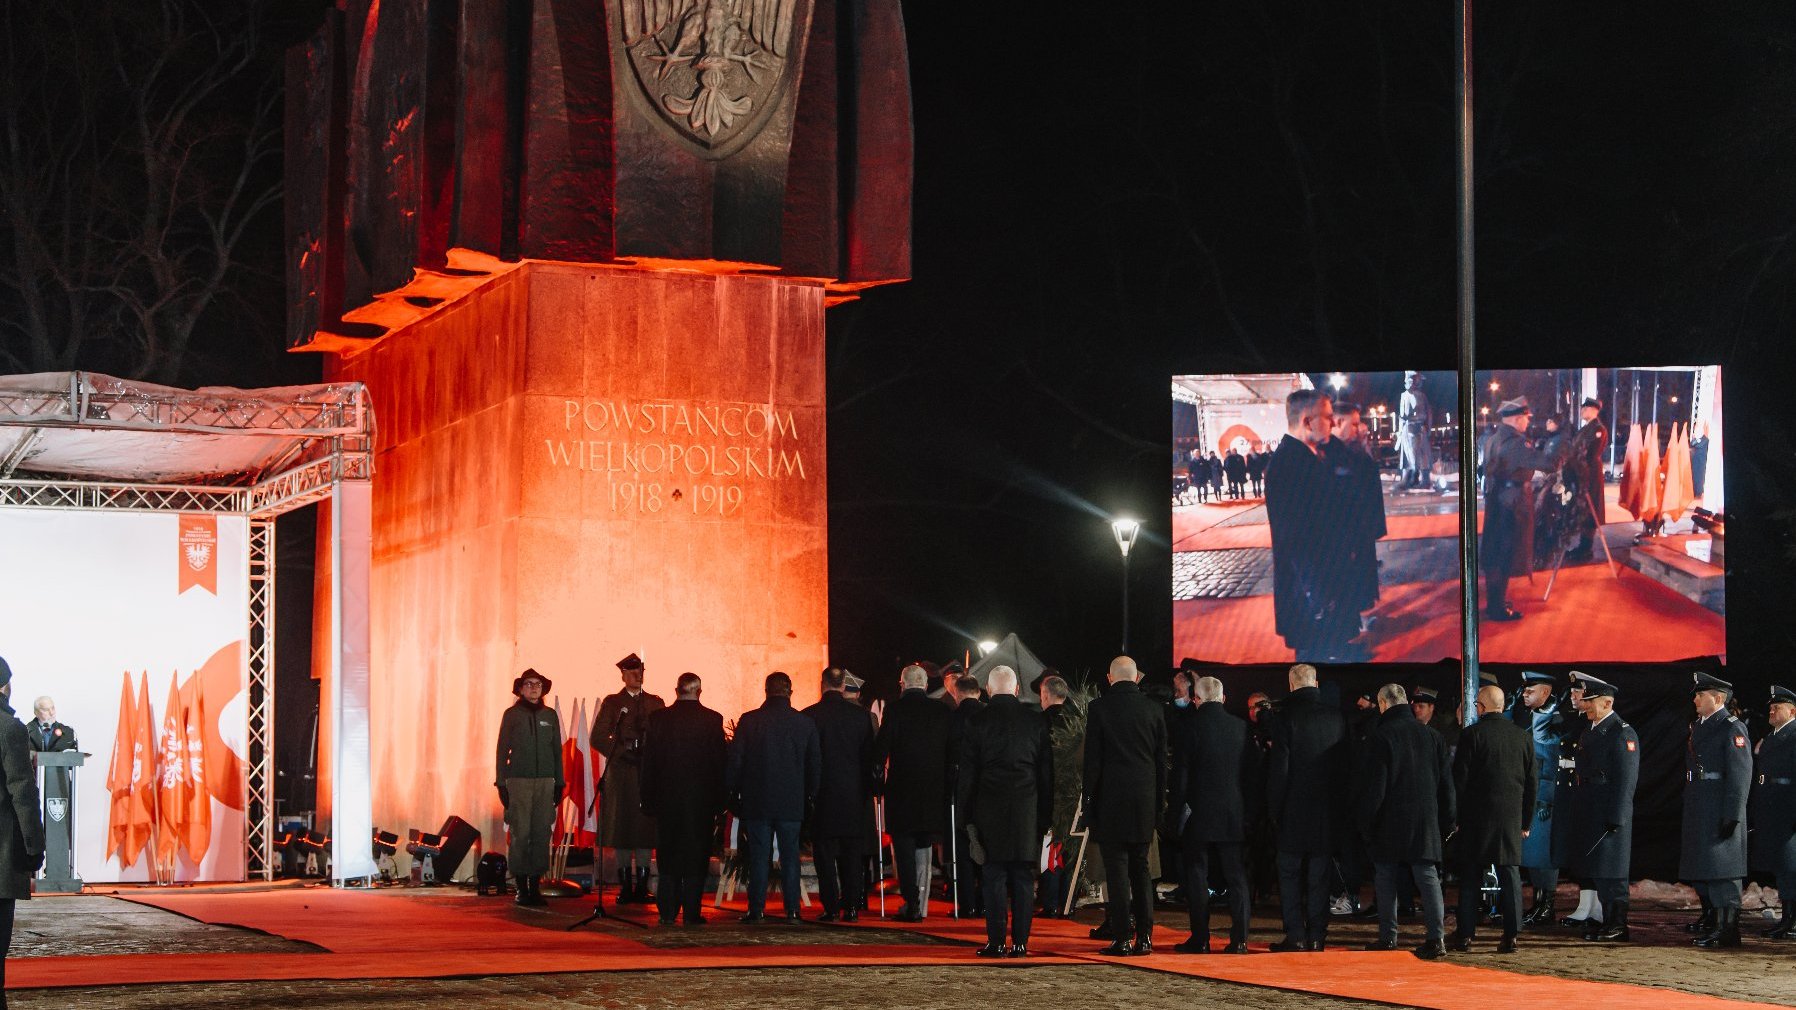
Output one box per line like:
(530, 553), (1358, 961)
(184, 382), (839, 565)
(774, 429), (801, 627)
(1579, 674), (1618, 699)
(843, 672), (866, 694)
(1520, 670), (1555, 685)
(1412, 685), (1440, 703)
(512, 667), (553, 694)
(1581, 396), (1603, 409)
(1692, 671), (1732, 696)
(1479, 672), (1500, 687)
(616, 653), (645, 672)
(1769, 685), (1796, 706)
(942, 660), (965, 675)
(1497, 396), (1531, 418)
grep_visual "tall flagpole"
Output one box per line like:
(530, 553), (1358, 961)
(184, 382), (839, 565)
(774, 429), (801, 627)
(1456, 0), (1481, 728)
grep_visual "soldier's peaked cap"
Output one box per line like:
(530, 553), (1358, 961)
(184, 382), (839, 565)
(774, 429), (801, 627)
(1579, 675), (1618, 699)
(1692, 671), (1732, 695)
(1520, 670), (1555, 685)
(616, 653), (645, 672)
(1581, 396), (1603, 409)
(1412, 686), (1440, 702)
(1498, 396), (1531, 417)
(1770, 685), (1796, 705)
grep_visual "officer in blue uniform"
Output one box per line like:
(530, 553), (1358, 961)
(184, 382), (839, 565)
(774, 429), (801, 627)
(1507, 670), (1569, 924)
(1750, 684), (1796, 939)
(1568, 675), (1638, 942)
(1682, 672), (1753, 949)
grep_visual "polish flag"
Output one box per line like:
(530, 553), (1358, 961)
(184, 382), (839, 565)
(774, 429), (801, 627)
(576, 698), (599, 841)
(104, 674), (137, 863)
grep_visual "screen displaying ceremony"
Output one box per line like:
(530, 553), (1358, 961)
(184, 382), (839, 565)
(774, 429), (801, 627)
(1171, 367), (1726, 665)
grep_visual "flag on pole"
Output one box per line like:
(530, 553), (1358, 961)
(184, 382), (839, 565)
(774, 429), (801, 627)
(105, 673), (137, 863)
(126, 671), (157, 868)
(179, 674), (212, 863)
(575, 698), (598, 841)
(156, 675), (188, 867)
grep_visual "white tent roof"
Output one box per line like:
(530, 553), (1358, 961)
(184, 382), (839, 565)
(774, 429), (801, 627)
(0, 372), (368, 486)
(966, 632), (1050, 703)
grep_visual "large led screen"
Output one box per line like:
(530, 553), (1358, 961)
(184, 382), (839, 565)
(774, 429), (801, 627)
(1171, 367), (1724, 665)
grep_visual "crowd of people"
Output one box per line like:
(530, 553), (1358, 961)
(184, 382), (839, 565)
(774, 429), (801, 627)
(493, 654), (1796, 959)
(1181, 444), (1269, 502)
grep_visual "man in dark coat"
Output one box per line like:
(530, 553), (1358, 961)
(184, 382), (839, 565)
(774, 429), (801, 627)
(1568, 676), (1639, 942)
(1357, 684), (1455, 959)
(1681, 672), (1753, 948)
(1565, 397), (1610, 561)
(1266, 390), (1360, 662)
(959, 666), (1052, 957)
(1750, 685), (1796, 939)
(1450, 685), (1538, 952)
(24, 697), (76, 802)
(494, 669), (563, 906)
(0, 658), (45, 994)
(945, 671), (987, 916)
(1328, 403), (1387, 628)
(803, 666), (876, 922)
(1223, 448), (1248, 498)
(1168, 675), (1259, 953)
(1037, 673), (1084, 918)
(639, 672), (726, 925)
(592, 653), (666, 902)
(1480, 397), (1566, 621)
(874, 664), (952, 921)
(1084, 656), (1166, 955)
(727, 672), (821, 923)
(1247, 445), (1268, 497)
(1266, 663), (1347, 951)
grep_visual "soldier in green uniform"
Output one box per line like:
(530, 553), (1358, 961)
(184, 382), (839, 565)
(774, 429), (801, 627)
(1681, 672), (1753, 949)
(593, 653), (665, 903)
(495, 669), (563, 906)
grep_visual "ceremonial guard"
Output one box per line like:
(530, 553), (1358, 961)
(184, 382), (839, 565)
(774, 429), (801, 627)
(874, 664), (952, 921)
(592, 653), (665, 903)
(1450, 685), (1537, 952)
(1167, 676), (1258, 954)
(803, 667), (877, 922)
(1507, 670), (1570, 925)
(1567, 676), (1638, 942)
(1083, 656), (1166, 956)
(1565, 397), (1610, 561)
(1480, 397), (1565, 621)
(495, 669), (563, 906)
(1267, 663), (1348, 952)
(1750, 685), (1796, 939)
(958, 667), (1052, 958)
(1680, 672), (1753, 949)
(639, 673), (726, 925)
(1356, 685), (1454, 959)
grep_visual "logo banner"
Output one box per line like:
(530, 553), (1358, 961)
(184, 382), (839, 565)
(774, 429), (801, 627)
(177, 516), (218, 595)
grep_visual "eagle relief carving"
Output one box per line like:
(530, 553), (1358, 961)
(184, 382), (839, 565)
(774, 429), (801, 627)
(619, 0), (805, 154)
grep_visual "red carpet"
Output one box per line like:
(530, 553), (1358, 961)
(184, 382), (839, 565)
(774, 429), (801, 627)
(12, 888), (1783, 1010)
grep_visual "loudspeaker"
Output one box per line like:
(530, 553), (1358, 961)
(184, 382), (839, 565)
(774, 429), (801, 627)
(433, 815), (481, 882)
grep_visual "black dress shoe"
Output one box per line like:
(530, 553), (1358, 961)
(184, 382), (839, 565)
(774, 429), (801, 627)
(1098, 939), (1136, 956)
(1361, 940), (1398, 951)
(683, 915), (707, 926)
(842, 909), (859, 923)
(976, 943), (1008, 958)
(1588, 924), (1629, 943)
(1089, 922), (1120, 940)
(1487, 606), (1523, 622)
(816, 911), (840, 923)
(1445, 936), (1472, 953)
(1557, 914), (1588, 928)
(1128, 937), (1154, 956)
(1309, 940), (1327, 952)
(897, 909), (924, 923)
(784, 911), (804, 924)
(1413, 939), (1446, 960)
(1007, 945), (1029, 958)
(1221, 940), (1249, 954)
(1269, 939), (1308, 952)
(1496, 936), (1518, 954)
(1173, 937), (1209, 954)
(658, 916), (678, 926)
(740, 912), (767, 924)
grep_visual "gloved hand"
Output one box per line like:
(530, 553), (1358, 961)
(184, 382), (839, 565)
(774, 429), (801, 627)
(29, 850), (44, 873)
(497, 785), (511, 809)
(1720, 819), (1739, 838)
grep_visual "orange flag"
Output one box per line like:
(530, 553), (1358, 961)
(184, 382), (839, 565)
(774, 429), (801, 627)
(123, 672), (158, 867)
(179, 675), (212, 863)
(105, 674), (137, 863)
(1640, 423), (1663, 522)
(155, 676), (187, 868)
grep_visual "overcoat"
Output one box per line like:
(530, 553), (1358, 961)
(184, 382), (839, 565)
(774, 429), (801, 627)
(1452, 712), (1538, 866)
(1569, 712), (1639, 879)
(1750, 723), (1796, 873)
(802, 692), (876, 839)
(0, 699), (43, 900)
(1264, 437), (1359, 652)
(593, 689), (665, 848)
(1679, 712), (1752, 881)
(1356, 705), (1455, 864)
(1168, 701), (1259, 844)
(639, 699), (725, 875)
(957, 695), (1052, 863)
(1266, 685), (1347, 854)
(1325, 436), (1387, 613)
(1480, 423), (1561, 587)
(874, 689), (952, 835)
(1082, 681), (1166, 846)
(727, 696), (821, 823)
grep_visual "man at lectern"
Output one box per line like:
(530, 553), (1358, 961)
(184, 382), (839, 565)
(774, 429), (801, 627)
(26, 697), (77, 800)
(0, 657), (47, 991)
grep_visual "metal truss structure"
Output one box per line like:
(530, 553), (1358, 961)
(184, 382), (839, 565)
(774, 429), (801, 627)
(0, 374), (374, 881)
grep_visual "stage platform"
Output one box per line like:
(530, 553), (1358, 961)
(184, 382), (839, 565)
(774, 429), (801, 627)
(12, 884), (1792, 1010)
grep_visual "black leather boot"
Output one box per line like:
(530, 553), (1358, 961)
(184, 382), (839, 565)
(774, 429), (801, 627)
(1684, 905), (1716, 934)
(636, 867), (654, 903)
(513, 875), (533, 906)
(1590, 901), (1629, 942)
(1763, 905), (1795, 939)
(1522, 896), (1555, 928)
(619, 867), (636, 903)
(1694, 907), (1741, 948)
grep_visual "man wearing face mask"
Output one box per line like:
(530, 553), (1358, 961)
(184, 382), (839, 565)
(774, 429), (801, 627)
(1681, 672), (1753, 949)
(593, 653), (666, 903)
(1750, 685), (1796, 939)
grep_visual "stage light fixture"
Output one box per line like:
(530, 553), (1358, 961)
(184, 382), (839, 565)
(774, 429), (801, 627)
(976, 640), (999, 657)
(297, 830), (331, 878)
(373, 828), (400, 883)
(1328, 372), (1347, 391)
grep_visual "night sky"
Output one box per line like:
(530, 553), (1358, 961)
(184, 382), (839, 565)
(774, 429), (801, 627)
(4, 3), (1792, 697)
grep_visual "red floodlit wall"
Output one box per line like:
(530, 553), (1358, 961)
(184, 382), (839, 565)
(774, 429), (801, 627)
(323, 260), (828, 845)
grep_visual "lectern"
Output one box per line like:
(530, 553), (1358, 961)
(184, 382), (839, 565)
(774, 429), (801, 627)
(33, 751), (84, 893)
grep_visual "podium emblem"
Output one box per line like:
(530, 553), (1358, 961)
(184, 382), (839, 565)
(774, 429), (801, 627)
(618, 0), (808, 156)
(46, 798), (66, 823)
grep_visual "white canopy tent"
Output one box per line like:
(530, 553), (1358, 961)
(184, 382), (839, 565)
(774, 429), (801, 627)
(0, 372), (376, 883)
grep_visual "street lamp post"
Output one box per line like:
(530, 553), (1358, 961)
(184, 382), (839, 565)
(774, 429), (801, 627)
(1110, 518), (1141, 654)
